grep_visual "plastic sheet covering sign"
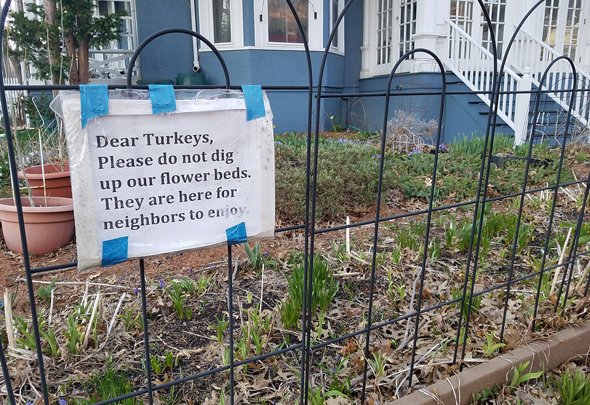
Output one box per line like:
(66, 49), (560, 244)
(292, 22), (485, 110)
(51, 89), (275, 271)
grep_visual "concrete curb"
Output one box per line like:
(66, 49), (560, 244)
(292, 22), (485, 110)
(394, 321), (590, 405)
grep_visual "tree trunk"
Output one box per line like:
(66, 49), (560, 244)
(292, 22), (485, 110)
(78, 37), (90, 84)
(43, 0), (56, 24)
(43, 0), (61, 84)
(64, 30), (79, 85)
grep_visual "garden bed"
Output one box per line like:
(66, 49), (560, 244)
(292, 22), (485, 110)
(0, 133), (589, 404)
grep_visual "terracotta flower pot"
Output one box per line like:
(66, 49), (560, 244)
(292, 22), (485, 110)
(18, 163), (72, 198)
(0, 197), (74, 255)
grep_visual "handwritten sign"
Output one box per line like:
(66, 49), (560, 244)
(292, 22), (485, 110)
(55, 90), (275, 271)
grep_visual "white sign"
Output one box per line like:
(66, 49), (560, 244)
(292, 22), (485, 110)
(55, 90), (275, 271)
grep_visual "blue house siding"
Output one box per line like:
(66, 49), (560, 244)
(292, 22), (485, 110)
(135, 0), (353, 133)
(196, 49), (347, 132)
(135, 0), (539, 140)
(135, 0), (194, 80)
(342, 0), (364, 93)
(348, 73), (514, 144)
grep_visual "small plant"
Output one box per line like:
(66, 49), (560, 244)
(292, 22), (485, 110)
(445, 217), (456, 248)
(280, 296), (300, 330)
(118, 307), (143, 332)
(167, 281), (194, 321)
(164, 352), (176, 372)
(148, 352), (175, 376)
(77, 367), (139, 404)
(243, 242), (277, 270)
(322, 355), (352, 396)
(391, 247), (402, 264)
(452, 289), (482, 320)
(215, 316), (229, 343)
(558, 369), (590, 405)
(39, 324), (59, 358)
(386, 274), (406, 304)
(429, 238), (441, 260)
(281, 255), (338, 330)
(397, 227), (420, 251)
(14, 316), (59, 357)
(236, 304), (272, 363)
(472, 385), (500, 403)
(194, 276), (211, 295)
(308, 387), (347, 405)
(64, 313), (83, 355)
(369, 351), (386, 379)
(37, 281), (56, 303)
(14, 316), (37, 351)
(482, 333), (506, 357)
(574, 150), (589, 163)
(150, 356), (164, 375)
(510, 361), (543, 389)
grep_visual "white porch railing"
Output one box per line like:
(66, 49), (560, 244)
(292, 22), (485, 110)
(446, 19), (531, 144)
(511, 28), (590, 130)
(89, 49), (138, 81)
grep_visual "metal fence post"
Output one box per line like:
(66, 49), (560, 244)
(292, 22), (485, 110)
(514, 67), (532, 145)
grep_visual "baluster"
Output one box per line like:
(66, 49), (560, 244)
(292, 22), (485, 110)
(508, 75), (514, 121)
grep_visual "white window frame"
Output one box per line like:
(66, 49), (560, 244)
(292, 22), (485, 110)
(94, 0), (138, 51)
(198, 0), (244, 49)
(362, 0), (416, 78)
(254, 0), (323, 50)
(330, 0), (345, 54)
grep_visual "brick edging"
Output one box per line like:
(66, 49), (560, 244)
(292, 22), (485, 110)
(394, 321), (590, 405)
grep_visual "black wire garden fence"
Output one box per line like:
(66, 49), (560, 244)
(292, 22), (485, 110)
(0, 0), (589, 404)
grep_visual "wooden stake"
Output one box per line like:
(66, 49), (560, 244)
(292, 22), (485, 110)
(107, 292), (126, 336)
(550, 228), (572, 298)
(82, 290), (100, 349)
(346, 216), (351, 255)
(4, 289), (15, 350)
(48, 287), (54, 326)
(259, 264), (264, 314)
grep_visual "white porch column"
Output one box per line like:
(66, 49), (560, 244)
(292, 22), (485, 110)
(514, 67), (532, 146)
(412, 0), (449, 72)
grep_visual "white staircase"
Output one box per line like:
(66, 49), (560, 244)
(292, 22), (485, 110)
(511, 28), (590, 130)
(445, 19), (590, 144)
(445, 19), (530, 143)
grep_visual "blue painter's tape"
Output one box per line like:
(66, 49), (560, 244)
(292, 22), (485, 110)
(80, 84), (109, 128)
(149, 84), (176, 114)
(101, 236), (129, 267)
(226, 222), (247, 244)
(241, 85), (266, 121)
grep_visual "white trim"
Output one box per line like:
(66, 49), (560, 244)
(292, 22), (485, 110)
(197, 45), (345, 55)
(253, 0), (324, 51)
(362, 0), (416, 78)
(198, 0), (244, 49)
(330, 0), (345, 53)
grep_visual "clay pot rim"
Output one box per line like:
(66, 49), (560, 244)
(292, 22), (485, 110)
(0, 197), (73, 213)
(18, 163), (70, 180)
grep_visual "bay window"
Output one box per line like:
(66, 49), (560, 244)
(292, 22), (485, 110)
(198, 0), (243, 48)
(255, 0), (323, 49)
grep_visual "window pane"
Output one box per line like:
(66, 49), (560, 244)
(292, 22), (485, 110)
(98, 1), (109, 16)
(213, 0), (232, 43)
(114, 1), (130, 13)
(332, 0), (339, 47)
(268, 0), (308, 43)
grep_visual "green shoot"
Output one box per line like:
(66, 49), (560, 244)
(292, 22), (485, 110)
(482, 333), (506, 357)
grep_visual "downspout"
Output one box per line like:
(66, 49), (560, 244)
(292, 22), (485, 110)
(190, 0), (200, 71)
